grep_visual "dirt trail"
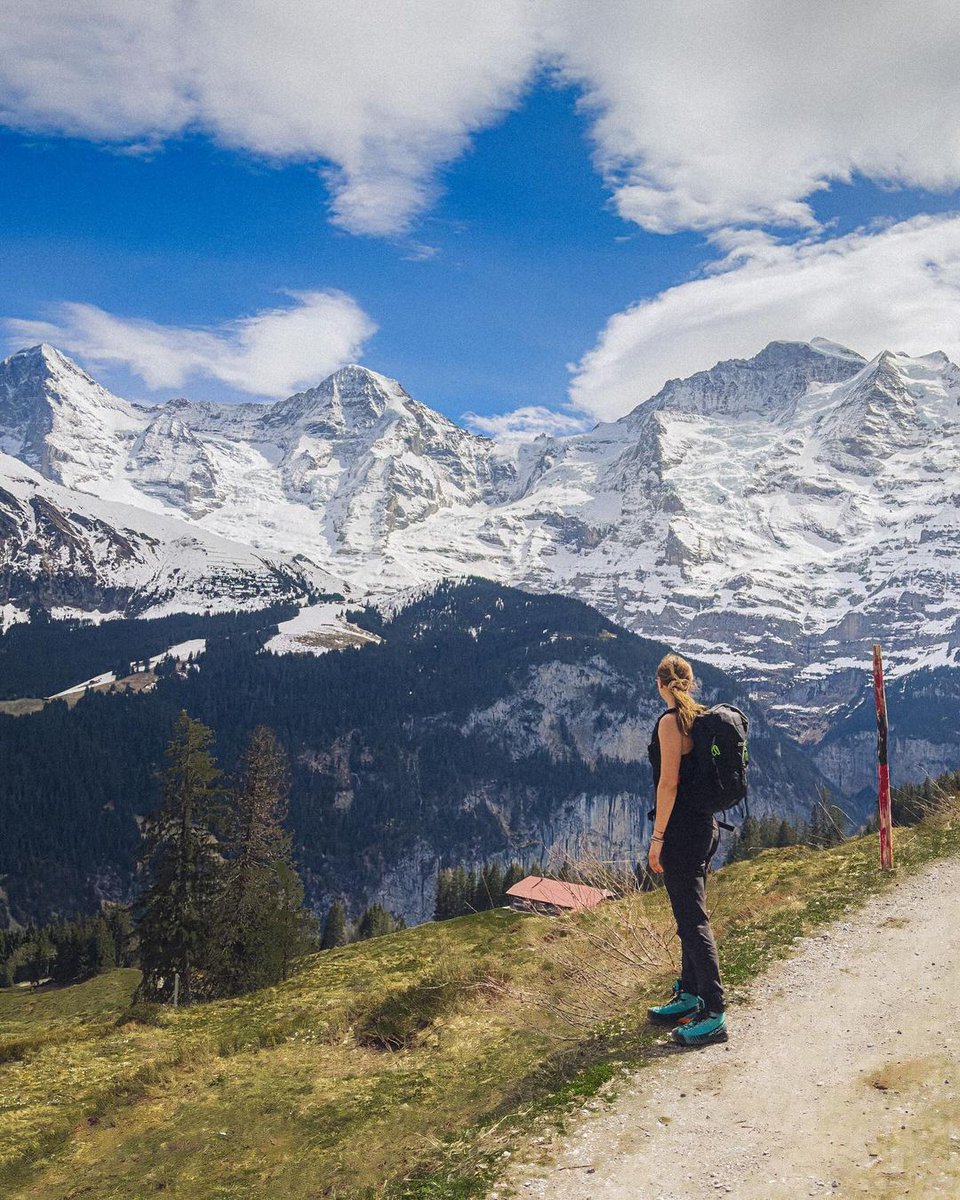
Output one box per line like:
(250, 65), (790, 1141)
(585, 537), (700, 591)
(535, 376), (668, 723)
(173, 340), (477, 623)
(495, 854), (960, 1199)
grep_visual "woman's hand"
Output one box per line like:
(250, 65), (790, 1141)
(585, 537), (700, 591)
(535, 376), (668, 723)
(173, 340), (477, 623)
(648, 838), (663, 875)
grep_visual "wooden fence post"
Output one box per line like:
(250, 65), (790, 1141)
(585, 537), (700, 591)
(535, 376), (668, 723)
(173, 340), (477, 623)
(872, 644), (894, 869)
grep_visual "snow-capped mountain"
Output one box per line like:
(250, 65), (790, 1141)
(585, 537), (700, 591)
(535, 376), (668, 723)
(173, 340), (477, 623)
(490, 338), (960, 728)
(0, 451), (335, 616)
(2, 337), (958, 733)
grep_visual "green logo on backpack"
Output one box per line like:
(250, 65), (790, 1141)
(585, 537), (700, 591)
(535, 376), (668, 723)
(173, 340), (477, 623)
(690, 705), (750, 815)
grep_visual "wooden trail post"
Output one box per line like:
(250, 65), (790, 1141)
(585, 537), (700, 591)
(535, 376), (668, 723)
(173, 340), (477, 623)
(872, 644), (894, 869)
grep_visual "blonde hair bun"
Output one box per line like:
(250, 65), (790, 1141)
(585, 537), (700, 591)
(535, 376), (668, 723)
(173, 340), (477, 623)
(656, 653), (707, 735)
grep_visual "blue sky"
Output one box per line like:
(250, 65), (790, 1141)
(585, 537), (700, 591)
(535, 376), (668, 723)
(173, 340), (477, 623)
(1, 83), (710, 416)
(3, 5), (960, 429)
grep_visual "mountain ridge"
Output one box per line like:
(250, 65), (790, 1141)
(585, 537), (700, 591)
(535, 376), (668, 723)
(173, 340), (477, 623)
(2, 336), (958, 743)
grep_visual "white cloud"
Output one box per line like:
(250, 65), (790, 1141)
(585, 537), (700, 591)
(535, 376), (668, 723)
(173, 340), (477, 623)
(0, 0), (541, 236)
(463, 404), (591, 441)
(546, 1), (960, 234)
(4, 3), (960, 237)
(568, 214), (960, 420)
(3, 290), (378, 397)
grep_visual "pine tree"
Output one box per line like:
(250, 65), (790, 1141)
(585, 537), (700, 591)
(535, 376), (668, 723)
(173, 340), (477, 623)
(274, 860), (318, 981)
(775, 819), (795, 848)
(433, 869), (451, 921)
(154, 655), (177, 679)
(451, 865), (470, 916)
(823, 802), (848, 847)
(728, 815), (758, 862)
(355, 903), (398, 940)
(466, 868), (482, 913)
(217, 725), (314, 994)
(29, 930), (55, 986)
(321, 899), (349, 948)
(51, 923), (84, 984)
(808, 789), (840, 849)
(135, 711), (225, 1004)
(107, 906), (134, 967)
(481, 862), (505, 909)
(89, 917), (117, 974)
(503, 862), (524, 892)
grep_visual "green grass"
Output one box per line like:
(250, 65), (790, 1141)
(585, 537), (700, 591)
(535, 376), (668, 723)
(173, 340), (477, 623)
(2, 803), (959, 1200)
(0, 968), (141, 1063)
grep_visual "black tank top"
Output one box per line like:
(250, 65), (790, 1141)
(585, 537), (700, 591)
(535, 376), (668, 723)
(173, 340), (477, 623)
(648, 707), (698, 818)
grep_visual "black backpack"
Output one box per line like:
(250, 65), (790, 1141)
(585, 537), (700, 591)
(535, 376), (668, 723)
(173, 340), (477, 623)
(688, 704), (750, 828)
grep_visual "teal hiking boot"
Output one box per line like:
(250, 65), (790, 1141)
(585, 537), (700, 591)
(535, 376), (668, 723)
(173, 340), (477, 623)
(671, 1007), (729, 1047)
(647, 978), (703, 1026)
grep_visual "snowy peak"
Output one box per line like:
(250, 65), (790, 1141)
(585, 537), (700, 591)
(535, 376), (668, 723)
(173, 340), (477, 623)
(0, 343), (135, 417)
(0, 347), (517, 568)
(267, 365), (515, 547)
(2, 334), (960, 724)
(0, 448), (338, 616)
(807, 336), (864, 360)
(631, 337), (866, 422)
(4, 342), (81, 380)
(815, 346), (960, 467)
(0, 344), (144, 488)
(266, 364), (410, 434)
(129, 409), (220, 515)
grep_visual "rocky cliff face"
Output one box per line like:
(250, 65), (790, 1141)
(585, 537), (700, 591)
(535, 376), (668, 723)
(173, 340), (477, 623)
(296, 582), (835, 926)
(367, 788), (649, 928)
(811, 665), (960, 803)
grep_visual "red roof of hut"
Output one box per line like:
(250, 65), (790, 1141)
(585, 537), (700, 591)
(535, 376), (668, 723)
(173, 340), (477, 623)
(505, 875), (614, 911)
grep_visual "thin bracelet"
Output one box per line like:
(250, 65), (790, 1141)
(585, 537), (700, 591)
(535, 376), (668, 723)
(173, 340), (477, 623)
(651, 833), (665, 841)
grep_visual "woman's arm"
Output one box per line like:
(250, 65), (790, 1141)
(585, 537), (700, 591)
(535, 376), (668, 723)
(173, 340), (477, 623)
(652, 715), (682, 842)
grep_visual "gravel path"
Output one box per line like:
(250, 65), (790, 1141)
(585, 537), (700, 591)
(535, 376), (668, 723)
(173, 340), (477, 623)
(494, 853), (960, 1199)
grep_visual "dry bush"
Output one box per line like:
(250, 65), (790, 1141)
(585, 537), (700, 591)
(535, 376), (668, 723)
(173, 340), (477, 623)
(918, 775), (960, 827)
(501, 843), (678, 1042)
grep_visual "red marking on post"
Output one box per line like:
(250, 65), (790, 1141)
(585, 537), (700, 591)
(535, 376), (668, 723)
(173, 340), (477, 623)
(872, 644), (894, 869)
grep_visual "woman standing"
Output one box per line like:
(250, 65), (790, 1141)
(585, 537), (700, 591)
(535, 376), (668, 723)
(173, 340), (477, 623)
(646, 653), (728, 1047)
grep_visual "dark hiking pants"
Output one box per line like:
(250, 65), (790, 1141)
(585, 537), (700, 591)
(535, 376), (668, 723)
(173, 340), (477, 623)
(661, 817), (725, 1013)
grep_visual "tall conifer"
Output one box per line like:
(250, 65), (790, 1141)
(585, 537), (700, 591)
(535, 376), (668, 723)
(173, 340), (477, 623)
(321, 899), (349, 949)
(135, 711), (224, 1003)
(218, 725), (314, 993)
(356, 903), (399, 940)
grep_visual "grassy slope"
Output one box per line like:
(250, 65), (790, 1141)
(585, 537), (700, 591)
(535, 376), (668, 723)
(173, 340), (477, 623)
(2, 805), (958, 1200)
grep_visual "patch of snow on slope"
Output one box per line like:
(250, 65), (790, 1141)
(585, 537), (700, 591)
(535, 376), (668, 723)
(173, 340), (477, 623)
(151, 639), (206, 666)
(50, 670), (117, 698)
(49, 638), (208, 699)
(264, 603), (381, 656)
(0, 604), (28, 632)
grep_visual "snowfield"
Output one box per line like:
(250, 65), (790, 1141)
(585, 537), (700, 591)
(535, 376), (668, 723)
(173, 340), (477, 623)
(263, 603), (381, 655)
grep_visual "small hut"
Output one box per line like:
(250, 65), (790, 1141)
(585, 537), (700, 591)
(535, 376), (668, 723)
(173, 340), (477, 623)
(504, 875), (614, 916)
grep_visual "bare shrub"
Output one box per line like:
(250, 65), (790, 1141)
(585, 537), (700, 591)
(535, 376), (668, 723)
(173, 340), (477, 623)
(502, 843), (676, 1042)
(919, 774), (960, 827)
